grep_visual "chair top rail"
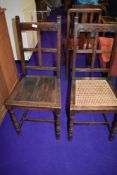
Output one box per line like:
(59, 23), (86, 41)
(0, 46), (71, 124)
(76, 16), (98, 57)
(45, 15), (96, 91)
(68, 8), (102, 14)
(15, 16), (61, 31)
(72, 4), (104, 8)
(76, 23), (117, 33)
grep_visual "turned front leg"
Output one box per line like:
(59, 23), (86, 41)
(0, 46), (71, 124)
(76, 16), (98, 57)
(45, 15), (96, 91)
(109, 114), (117, 141)
(54, 110), (60, 140)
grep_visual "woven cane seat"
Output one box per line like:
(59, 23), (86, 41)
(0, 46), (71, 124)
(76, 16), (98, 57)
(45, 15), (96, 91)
(75, 80), (117, 107)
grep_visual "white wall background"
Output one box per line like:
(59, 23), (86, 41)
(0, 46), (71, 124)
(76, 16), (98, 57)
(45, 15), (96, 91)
(0, 0), (37, 60)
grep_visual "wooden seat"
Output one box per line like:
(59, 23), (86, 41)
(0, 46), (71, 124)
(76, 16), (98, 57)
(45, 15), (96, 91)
(6, 76), (61, 109)
(64, 6), (102, 78)
(68, 16), (117, 140)
(5, 16), (61, 139)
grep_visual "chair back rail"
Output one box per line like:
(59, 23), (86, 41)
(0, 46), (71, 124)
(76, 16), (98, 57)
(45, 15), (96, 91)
(15, 16), (61, 78)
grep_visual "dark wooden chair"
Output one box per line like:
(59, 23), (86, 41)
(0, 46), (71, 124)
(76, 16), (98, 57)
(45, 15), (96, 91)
(67, 16), (117, 140)
(64, 7), (102, 78)
(5, 16), (61, 139)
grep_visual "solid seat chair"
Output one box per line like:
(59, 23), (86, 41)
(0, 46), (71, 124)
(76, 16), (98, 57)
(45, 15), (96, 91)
(68, 16), (117, 140)
(5, 16), (61, 139)
(64, 6), (102, 78)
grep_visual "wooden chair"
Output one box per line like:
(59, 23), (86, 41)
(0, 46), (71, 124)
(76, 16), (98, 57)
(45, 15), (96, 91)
(5, 16), (61, 139)
(67, 16), (117, 140)
(64, 7), (102, 78)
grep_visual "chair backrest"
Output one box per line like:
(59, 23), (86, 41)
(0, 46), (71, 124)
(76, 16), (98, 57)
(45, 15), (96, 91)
(67, 7), (102, 39)
(15, 16), (61, 78)
(72, 16), (117, 78)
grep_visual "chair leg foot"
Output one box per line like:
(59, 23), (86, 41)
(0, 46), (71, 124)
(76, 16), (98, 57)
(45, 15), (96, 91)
(109, 114), (117, 141)
(54, 110), (60, 140)
(56, 134), (60, 140)
(68, 134), (73, 141)
(8, 109), (21, 135)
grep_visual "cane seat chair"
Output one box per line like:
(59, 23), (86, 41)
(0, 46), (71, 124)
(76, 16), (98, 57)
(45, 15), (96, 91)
(68, 16), (117, 140)
(5, 16), (61, 139)
(64, 6), (102, 78)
